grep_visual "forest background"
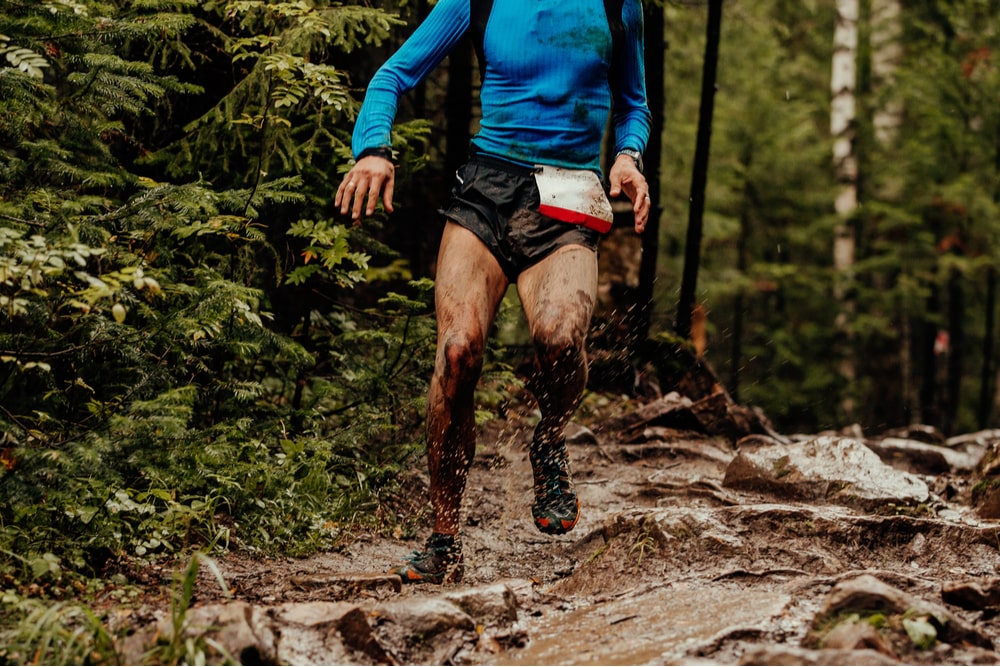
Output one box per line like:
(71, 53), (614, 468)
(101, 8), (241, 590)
(1, 0), (999, 657)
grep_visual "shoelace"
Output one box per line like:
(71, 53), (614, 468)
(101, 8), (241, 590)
(408, 540), (459, 566)
(534, 455), (570, 500)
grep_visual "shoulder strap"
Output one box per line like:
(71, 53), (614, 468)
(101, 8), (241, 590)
(470, 0), (495, 83)
(603, 0), (625, 72)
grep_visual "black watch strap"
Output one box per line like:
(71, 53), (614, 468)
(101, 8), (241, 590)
(357, 146), (394, 161)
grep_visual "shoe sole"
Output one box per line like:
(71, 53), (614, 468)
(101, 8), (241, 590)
(532, 496), (580, 535)
(389, 563), (464, 585)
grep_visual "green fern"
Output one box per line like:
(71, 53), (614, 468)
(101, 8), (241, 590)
(0, 45), (49, 79)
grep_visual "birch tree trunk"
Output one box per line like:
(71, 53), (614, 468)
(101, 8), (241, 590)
(871, 0), (902, 145)
(831, 0), (860, 420)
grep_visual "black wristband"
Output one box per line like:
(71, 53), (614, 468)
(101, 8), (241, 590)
(357, 146), (393, 161)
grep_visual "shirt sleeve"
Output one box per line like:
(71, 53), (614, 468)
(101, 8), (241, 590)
(351, 0), (470, 159)
(611, 0), (653, 154)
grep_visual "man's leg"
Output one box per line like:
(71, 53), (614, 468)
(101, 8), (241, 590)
(427, 222), (509, 534)
(391, 222), (508, 583)
(516, 244), (598, 534)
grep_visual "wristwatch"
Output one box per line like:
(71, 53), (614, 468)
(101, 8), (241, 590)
(616, 148), (644, 173)
(357, 146), (394, 161)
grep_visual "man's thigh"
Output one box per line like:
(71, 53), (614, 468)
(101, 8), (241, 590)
(516, 244), (598, 343)
(434, 222), (510, 341)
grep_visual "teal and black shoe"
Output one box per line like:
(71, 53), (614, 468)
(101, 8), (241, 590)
(389, 533), (464, 584)
(530, 441), (580, 535)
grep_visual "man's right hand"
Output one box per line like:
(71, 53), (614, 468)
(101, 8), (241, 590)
(335, 155), (395, 222)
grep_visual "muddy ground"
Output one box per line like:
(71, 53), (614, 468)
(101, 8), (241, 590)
(118, 393), (1000, 665)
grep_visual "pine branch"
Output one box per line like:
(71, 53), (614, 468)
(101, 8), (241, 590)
(0, 213), (44, 228)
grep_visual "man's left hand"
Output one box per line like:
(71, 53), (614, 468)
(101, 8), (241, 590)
(608, 155), (651, 234)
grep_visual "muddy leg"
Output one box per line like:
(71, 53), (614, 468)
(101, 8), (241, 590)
(427, 222), (508, 536)
(517, 245), (598, 450)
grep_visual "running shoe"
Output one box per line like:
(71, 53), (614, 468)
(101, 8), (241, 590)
(530, 441), (580, 535)
(389, 533), (464, 584)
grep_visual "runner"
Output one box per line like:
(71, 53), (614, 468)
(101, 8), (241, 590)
(335, 0), (653, 583)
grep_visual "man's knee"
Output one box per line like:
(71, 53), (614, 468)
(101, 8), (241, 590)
(438, 331), (485, 380)
(532, 324), (585, 369)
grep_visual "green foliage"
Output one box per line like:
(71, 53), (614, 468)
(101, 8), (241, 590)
(661, 1), (840, 430)
(0, 0), (439, 603)
(0, 595), (120, 665)
(149, 0), (407, 184)
(0, 552), (233, 665)
(0, 34), (49, 79)
(142, 552), (235, 665)
(660, 0), (1000, 432)
(286, 218), (371, 287)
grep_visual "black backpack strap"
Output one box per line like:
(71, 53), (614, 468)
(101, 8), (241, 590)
(603, 0), (625, 72)
(470, 0), (495, 83)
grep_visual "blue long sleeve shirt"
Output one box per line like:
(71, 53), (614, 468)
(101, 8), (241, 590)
(351, 0), (652, 175)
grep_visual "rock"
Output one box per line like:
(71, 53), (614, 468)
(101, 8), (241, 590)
(868, 437), (980, 474)
(971, 441), (1000, 518)
(975, 441), (1000, 477)
(602, 390), (782, 445)
(375, 596), (475, 637)
(167, 601), (277, 665)
(442, 581), (520, 625)
(942, 578), (1000, 610)
(723, 436), (929, 510)
(273, 601), (389, 665)
(371, 596), (478, 664)
(821, 619), (897, 656)
(971, 483), (1000, 519)
(947, 429), (1000, 449)
(617, 439), (733, 464)
(121, 587), (523, 666)
(565, 421), (598, 445)
(739, 645), (902, 665)
(124, 600), (391, 666)
(810, 574), (993, 651)
(289, 572), (402, 594)
(600, 391), (700, 435)
(880, 424), (946, 446)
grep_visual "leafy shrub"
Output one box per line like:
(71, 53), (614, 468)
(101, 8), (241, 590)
(0, 0), (441, 593)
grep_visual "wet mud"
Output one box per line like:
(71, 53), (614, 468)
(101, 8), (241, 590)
(123, 396), (1000, 665)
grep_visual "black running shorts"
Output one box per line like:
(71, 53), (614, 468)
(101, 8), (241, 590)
(439, 152), (602, 281)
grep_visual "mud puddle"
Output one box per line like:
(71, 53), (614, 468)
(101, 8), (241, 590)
(493, 582), (790, 665)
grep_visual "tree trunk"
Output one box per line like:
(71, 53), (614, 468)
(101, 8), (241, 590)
(870, 0), (909, 422)
(831, 0), (860, 421)
(676, 0), (723, 341)
(981, 117), (1000, 427)
(729, 181), (751, 403)
(870, 0), (902, 145)
(979, 267), (996, 428)
(945, 269), (964, 434)
(632, 0), (665, 350)
(919, 286), (941, 426)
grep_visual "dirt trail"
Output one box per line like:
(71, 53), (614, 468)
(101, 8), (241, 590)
(127, 396), (1000, 665)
